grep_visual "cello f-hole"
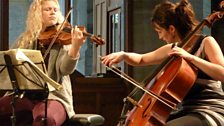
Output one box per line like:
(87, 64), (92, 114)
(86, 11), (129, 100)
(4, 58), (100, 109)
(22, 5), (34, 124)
(142, 98), (152, 118)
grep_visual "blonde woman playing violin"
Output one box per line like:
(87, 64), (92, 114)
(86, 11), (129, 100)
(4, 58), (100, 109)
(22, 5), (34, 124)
(0, 0), (86, 126)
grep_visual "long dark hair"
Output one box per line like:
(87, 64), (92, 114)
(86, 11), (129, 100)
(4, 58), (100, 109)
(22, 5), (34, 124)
(151, 0), (199, 39)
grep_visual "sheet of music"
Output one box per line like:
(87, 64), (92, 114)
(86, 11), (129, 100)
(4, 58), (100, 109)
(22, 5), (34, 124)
(0, 49), (62, 91)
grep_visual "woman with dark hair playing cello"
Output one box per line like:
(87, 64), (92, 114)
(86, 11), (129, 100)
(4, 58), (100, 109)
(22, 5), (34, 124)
(101, 0), (224, 126)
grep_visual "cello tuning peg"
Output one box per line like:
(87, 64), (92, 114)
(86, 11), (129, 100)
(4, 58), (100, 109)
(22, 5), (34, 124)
(220, 1), (224, 10)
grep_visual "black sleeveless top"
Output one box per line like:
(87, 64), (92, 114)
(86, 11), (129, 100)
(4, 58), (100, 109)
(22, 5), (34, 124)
(170, 36), (224, 126)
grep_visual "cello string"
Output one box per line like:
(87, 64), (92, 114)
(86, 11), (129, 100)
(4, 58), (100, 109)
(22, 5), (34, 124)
(105, 65), (177, 110)
(111, 65), (178, 110)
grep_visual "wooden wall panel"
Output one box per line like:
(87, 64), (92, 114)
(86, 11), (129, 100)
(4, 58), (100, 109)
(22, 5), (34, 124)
(0, 0), (9, 51)
(71, 77), (129, 126)
(93, 0), (107, 74)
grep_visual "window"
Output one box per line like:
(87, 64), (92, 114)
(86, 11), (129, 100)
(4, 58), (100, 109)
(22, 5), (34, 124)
(109, 10), (121, 53)
(108, 8), (124, 71)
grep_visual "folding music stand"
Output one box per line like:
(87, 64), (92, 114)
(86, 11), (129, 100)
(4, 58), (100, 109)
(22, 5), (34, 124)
(0, 49), (61, 126)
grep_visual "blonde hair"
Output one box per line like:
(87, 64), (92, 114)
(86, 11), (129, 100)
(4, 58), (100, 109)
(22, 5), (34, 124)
(15, 0), (64, 48)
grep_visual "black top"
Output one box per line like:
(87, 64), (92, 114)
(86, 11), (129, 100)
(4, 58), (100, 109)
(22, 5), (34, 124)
(171, 36), (224, 126)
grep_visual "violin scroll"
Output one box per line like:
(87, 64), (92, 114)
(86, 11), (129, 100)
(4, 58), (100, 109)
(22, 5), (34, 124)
(78, 26), (105, 45)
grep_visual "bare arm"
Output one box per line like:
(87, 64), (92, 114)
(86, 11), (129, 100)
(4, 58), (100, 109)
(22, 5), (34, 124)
(101, 44), (172, 66)
(169, 36), (224, 82)
(191, 37), (224, 81)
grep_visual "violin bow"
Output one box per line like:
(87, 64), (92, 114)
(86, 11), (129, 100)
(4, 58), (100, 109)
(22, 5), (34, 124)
(43, 8), (73, 59)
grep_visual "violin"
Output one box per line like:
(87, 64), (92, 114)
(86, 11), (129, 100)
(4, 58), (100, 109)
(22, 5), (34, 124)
(39, 7), (105, 59)
(38, 22), (105, 46)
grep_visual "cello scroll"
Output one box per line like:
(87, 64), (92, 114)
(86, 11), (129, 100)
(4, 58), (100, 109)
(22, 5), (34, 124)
(205, 1), (224, 27)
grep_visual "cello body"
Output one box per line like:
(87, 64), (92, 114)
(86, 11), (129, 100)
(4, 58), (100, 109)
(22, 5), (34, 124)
(120, 3), (224, 124)
(124, 57), (197, 126)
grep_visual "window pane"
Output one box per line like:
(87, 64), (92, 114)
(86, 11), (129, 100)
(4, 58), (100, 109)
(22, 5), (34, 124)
(9, 0), (30, 47)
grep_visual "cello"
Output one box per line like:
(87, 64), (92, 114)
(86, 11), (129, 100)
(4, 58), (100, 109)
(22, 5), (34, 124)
(105, 1), (224, 126)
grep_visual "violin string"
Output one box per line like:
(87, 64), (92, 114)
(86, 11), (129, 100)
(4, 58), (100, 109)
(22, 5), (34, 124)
(105, 65), (176, 110)
(43, 8), (73, 59)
